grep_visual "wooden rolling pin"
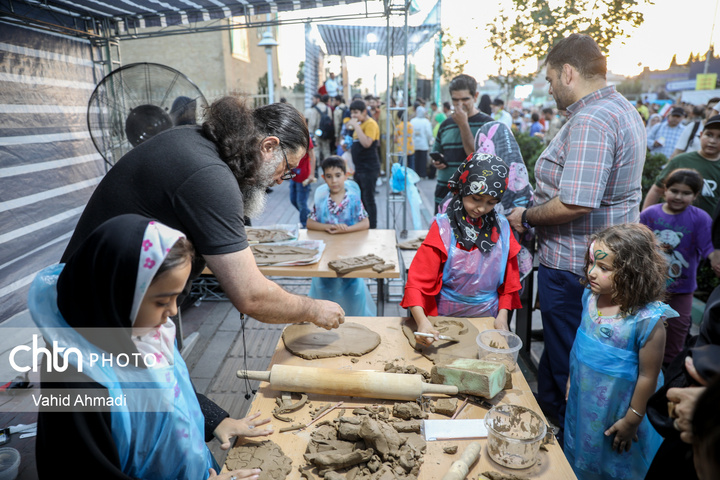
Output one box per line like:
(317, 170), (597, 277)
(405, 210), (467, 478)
(237, 364), (458, 401)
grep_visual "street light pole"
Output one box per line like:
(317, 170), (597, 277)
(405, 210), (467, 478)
(258, 30), (278, 104)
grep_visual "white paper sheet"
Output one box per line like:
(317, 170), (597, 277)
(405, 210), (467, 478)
(421, 419), (488, 441)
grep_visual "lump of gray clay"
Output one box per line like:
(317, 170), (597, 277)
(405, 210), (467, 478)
(358, 416), (404, 460)
(433, 398), (458, 417)
(225, 439), (292, 480)
(393, 402), (427, 420)
(443, 445), (459, 454)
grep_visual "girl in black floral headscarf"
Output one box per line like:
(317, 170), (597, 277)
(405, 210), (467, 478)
(401, 152), (523, 345)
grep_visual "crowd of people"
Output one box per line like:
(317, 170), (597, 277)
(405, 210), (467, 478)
(26, 32), (720, 480)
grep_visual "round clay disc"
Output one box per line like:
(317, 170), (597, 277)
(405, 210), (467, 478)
(282, 322), (381, 359)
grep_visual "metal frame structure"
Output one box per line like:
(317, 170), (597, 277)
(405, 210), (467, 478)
(1, 0), (439, 232)
(0, 0), (382, 52)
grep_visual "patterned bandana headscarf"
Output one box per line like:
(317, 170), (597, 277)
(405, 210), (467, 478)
(445, 152), (509, 252)
(130, 221), (186, 324)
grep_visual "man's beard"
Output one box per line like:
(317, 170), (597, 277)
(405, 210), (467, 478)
(241, 150), (282, 219)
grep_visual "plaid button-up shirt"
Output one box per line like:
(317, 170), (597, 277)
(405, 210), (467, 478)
(534, 86), (646, 276)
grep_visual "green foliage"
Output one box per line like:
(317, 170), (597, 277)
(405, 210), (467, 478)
(489, 0), (650, 63)
(641, 151), (667, 204)
(293, 61), (305, 93)
(514, 132), (545, 186)
(487, 12), (538, 99)
(440, 30), (468, 83)
(696, 263), (720, 302)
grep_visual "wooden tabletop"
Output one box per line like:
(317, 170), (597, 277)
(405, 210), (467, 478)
(255, 229), (400, 279)
(230, 316), (577, 480)
(396, 229), (428, 273)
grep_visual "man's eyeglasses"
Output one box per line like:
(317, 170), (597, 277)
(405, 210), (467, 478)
(279, 145), (296, 181)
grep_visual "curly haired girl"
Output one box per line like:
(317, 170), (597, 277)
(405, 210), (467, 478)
(564, 223), (678, 480)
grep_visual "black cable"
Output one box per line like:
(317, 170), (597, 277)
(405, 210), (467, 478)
(238, 313), (256, 400)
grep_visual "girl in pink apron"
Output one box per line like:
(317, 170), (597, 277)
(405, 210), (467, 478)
(401, 152), (522, 345)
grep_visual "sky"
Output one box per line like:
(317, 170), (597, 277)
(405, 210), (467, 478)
(276, 0), (720, 91)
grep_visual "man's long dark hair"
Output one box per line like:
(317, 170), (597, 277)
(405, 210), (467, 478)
(201, 96), (309, 189)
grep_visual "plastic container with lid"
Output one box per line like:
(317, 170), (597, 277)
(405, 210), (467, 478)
(476, 329), (522, 372)
(0, 447), (20, 480)
(484, 404), (547, 469)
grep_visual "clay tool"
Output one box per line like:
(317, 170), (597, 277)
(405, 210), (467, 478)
(413, 332), (460, 343)
(451, 397), (469, 419)
(457, 394), (496, 411)
(301, 400), (343, 430)
(237, 364), (458, 401)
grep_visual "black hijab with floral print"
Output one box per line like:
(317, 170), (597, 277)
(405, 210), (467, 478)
(445, 152), (509, 252)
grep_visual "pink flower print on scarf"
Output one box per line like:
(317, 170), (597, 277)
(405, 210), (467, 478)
(142, 239), (153, 251)
(143, 257), (156, 269)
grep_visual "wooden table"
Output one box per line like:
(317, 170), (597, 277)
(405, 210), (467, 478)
(256, 229), (400, 315)
(396, 229), (428, 275)
(232, 316), (577, 480)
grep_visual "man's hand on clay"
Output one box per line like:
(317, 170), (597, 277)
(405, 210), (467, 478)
(213, 412), (273, 450)
(312, 300), (345, 330)
(209, 467), (261, 479)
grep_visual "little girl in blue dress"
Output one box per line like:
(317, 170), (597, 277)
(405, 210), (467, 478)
(564, 223), (677, 479)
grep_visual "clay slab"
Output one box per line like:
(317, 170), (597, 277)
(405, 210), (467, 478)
(283, 322), (382, 359)
(401, 317), (480, 363)
(224, 439), (292, 480)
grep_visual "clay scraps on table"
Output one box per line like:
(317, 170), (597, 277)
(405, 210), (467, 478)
(328, 254), (385, 275)
(383, 362), (431, 381)
(479, 471), (530, 480)
(302, 405), (427, 480)
(400, 317), (480, 363)
(397, 236), (426, 250)
(224, 439), (292, 480)
(273, 392), (309, 422)
(432, 398), (458, 417)
(247, 228), (294, 243)
(372, 262), (396, 273)
(251, 244), (318, 265)
(282, 322), (381, 360)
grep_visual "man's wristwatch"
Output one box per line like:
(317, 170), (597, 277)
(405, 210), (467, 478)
(521, 209), (533, 229)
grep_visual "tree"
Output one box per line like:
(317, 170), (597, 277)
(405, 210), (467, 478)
(440, 29), (468, 83)
(488, 0), (651, 64)
(487, 11), (536, 102)
(293, 61), (305, 93)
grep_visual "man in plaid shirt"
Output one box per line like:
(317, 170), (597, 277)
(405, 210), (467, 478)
(507, 34), (646, 442)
